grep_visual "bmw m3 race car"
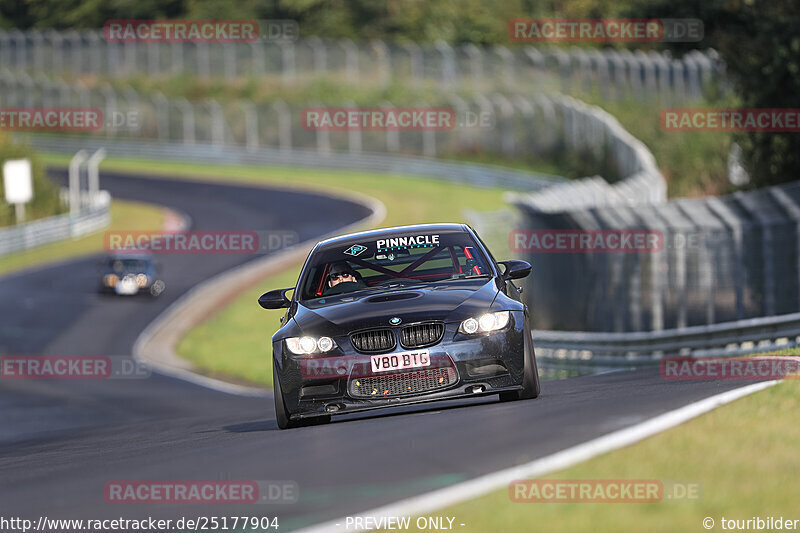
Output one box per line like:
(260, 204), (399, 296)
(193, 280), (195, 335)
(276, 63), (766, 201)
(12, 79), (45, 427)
(259, 223), (539, 429)
(99, 254), (166, 296)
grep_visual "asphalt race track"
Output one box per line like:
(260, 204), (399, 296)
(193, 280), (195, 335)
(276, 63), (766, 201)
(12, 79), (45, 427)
(0, 169), (761, 530)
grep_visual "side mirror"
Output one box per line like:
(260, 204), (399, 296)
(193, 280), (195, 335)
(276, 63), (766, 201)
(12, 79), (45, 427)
(258, 288), (292, 309)
(498, 260), (531, 280)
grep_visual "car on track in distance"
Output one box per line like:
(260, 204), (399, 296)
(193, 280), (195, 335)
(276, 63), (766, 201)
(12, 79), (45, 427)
(99, 253), (166, 297)
(258, 223), (539, 429)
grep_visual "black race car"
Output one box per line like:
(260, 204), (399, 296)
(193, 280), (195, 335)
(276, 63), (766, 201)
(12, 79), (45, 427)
(259, 223), (539, 429)
(99, 254), (165, 296)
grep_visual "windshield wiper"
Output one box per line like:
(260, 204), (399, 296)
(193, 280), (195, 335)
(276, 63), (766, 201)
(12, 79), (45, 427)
(450, 273), (491, 280)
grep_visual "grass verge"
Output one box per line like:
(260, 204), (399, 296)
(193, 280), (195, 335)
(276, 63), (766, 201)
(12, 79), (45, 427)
(408, 347), (800, 533)
(0, 198), (165, 277)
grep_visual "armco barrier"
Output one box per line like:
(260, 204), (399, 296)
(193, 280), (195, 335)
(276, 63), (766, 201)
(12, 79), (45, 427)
(0, 195), (110, 256)
(534, 311), (800, 364)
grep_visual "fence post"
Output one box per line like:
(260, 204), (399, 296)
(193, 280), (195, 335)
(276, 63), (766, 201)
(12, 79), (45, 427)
(99, 83), (117, 138)
(69, 150), (88, 216)
(372, 40), (391, 87)
(279, 41), (296, 85)
(0, 31), (10, 69)
(11, 30), (26, 70)
(272, 100), (292, 152)
(434, 41), (456, 88)
(463, 44), (483, 90)
(491, 93), (515, 155)
(401, 42), (423, 87)
(341, 39), (359, 85)
(152, 92), (169, 141)
(307, 37), (326, 76)
(224, 43), (237, 79)
(87, 31), (103, 75)
(176, 98), (196, 145)
(239, 100), (258, 151)
(206, 99), (225, 146)
(30, 30), (44, 73)
(343, 100), (362, 153)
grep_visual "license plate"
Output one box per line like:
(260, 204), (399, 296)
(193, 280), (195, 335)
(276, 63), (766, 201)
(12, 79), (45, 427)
(370, 350), (430, 373)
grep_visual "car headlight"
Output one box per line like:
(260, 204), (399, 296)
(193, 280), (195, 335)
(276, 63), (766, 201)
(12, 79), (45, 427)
(459, 311), (511, 334)
(285, 336), (337, 355)
(136, 273), (148, 288)
(104, 274), (119, 287)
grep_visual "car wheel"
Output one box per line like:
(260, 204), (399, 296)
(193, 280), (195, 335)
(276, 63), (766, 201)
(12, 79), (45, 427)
(499, 325), (541, 402)
(150, 280), (165, 297)
(272, 365), (331, 429)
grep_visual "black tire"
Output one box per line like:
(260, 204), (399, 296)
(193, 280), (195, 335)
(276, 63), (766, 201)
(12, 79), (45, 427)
(273, 365), (331, 429)
(499, 324), (541, 402)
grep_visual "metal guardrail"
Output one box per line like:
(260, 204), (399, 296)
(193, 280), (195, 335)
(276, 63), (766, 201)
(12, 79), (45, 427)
(0, 148), (110, 256)
(534, 312), (800, 365)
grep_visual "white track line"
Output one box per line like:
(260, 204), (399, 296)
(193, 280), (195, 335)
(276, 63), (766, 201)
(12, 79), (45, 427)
(296, 380), (778, 533)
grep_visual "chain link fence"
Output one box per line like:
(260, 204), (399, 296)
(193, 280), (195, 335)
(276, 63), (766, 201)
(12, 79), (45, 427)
(0, 30), (724, 101)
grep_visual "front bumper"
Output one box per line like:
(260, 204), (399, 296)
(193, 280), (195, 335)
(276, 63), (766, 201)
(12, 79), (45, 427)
(274, 313), (526, 419)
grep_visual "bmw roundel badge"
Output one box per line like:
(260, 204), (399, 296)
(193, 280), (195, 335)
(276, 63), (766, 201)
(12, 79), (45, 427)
(389, 317), (402, 325)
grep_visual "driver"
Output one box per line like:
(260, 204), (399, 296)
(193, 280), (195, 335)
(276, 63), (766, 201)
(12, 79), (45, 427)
(326, 261), (360, 290)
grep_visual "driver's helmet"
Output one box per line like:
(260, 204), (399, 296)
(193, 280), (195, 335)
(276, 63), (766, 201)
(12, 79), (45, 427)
(327, 261), (357, 285)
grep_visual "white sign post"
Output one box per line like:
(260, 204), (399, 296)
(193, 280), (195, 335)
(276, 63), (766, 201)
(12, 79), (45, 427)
(3, 158), (33, 224)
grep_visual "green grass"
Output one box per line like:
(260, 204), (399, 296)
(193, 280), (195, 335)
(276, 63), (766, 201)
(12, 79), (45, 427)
(408, 347), (800, 533)
(575, 92), (737, 198)
(0, 199), (166, 277)
(38, 152), (518, 386)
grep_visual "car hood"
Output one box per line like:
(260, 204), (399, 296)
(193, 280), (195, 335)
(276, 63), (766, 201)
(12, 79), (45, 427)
(289, 280), (500, 336)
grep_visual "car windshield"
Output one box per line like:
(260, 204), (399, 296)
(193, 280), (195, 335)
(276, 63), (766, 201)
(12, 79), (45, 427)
(299, 230), (492, 300)
(108, 259), (148, 273)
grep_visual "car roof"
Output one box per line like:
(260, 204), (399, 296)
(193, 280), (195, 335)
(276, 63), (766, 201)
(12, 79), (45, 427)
(317, 223), (470, 248)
